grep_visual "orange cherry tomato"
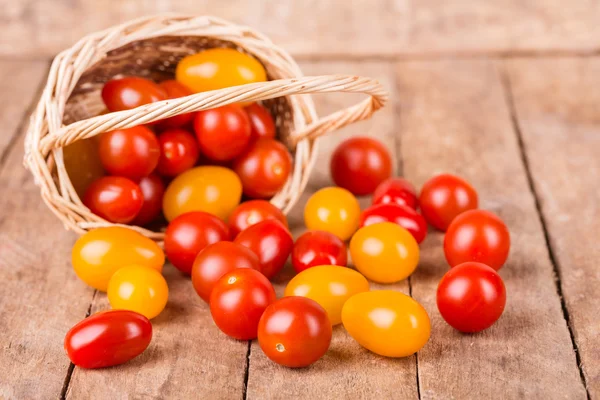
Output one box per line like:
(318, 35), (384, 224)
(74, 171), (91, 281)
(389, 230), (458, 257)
(245, 103), (276, 140)
(133, 174), (165, 226)
(157, 80), (195, 129)
(83, 176), (143, 224)
(63, 138), (105, 197)
(194, 105), (251, 161)
(304, 187), (360, 241)
(101, 76), (166, 112)
(227, 200), (288, 238)
(156, 128), (200, 177)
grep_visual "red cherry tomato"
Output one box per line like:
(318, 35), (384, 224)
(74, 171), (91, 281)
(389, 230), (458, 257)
(359, 203), (427, 244)
(83, 176), (143, 223)
(234, 219), (293, 279)
(372, 177), (418, 209)
(419, 173), (478, 231)
(444, 210), (510, 270)
(164, 211), (230, 274)
(291, 231), (347, 273)
(191, 241), (261, 303)
(233, 138), (292, 199)
(227, 200), (288, 238)
(258, 296), (332, 368)
(437, 262), (506, 332)
(156, 128), (200, 177)
(245, 103), (276, 140)
(193, 105), (251, 161)
(64, 310), (152, 369)
(210, 268), (276, 340)
(330, 137), (392, 196)
(101, 76), (166, 112)
(157, 80), (195, 129)
(133, 174), (165, 226)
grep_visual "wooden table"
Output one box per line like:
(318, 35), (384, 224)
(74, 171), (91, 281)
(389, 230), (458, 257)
(1, 2), (598, 399)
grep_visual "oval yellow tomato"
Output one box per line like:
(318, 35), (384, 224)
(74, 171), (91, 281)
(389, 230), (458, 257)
(342, 290), (430, 357)
(304, 187), (360, 241)
(71, 227), (164, 291)
(163, 166), (242, 221)
(284, 265), (369, 325)
(350, 222), (419, 283)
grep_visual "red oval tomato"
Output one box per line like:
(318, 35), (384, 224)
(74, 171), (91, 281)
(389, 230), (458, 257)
(64, 310), (152, 369)
(157, 80), (195, 129)
(359, 203), (427, 244)
(330, 137), (392, 196)
(132, 174), (165, 226)
(156, 128), (200, 177)
(233, 138), (292, 199)
(227, 200), (288, 238)
(194, 105), (251, 161)
(164, 211), (230, 274)
(210, 268), (276, 340)
(258, 296), (332, 368)
(245, 103), (276, 140)
(437, 262), (506, 332)
(372, 177), (418, 209)
(191, 241), (261, 303)
(419, 174), (478, 231)
(291, 230), (347, 273)
(101, 76), (166, 112)
(83, 176), (143, 223)
(234, 219), (293, 279)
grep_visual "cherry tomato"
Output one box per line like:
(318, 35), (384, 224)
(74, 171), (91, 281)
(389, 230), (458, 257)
(350, 222), (419, 283)
(63, 138), (105, 197)
(258, 297), (332, 368)
(291, 231), (347, 273)
(101, 76), (166, 112)
(359, 203), (427, 244)
(437, 262), (506, 332)
(233, 139), (292, 199)
(330, 137), (392, 196)
(164, 211), (230, 275)
(98, 126), (160, 181)
(163, 166), (242, 221)
(227, 200), (288, 238)
(157, 80), (195, 129)
(419, 174), (478, 231)
(210, 268), (276, 340)
(304, 187), (360, 241)
(284, 266), (368, 325)
(191, 241), (260, 303)
(71, 227), (164, 291)
(107, 265), (168, 319)
(234, 220), (293, 279)
(342, 290), (430, 357)
(444, 210), (510, 271)
(64, 310), (152, 369)
(245, 103), (276, 140)
(372, 177), (418, 209)
(193, 105), (251, 161)
(156, 128), (200, 177)
(133, 174), (165, 226)
(83, 176), (143, 224)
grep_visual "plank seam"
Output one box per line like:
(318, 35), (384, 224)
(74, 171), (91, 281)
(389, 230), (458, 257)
(242, 341), (251, 400)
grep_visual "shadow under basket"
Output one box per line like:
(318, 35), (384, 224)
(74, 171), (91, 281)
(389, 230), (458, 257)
(24, 14), (388, 242)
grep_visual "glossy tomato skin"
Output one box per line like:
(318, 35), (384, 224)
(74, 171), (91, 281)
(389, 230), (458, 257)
(164, 211), (230, 274)
(133, 174), (165, 226)
(285, 266), (368, 325)
(83, 176), (143, 224)
(304, 187), (360, 241)
(234, 220), (293, 279)
(98, 126), (160, 181)
(437, 262), (506, 332)
(372, 178), (418, 209)
(419, 174), (478, 231)
(157, 80), (195, 129)
(444, 210), (510, 271)
(291, 231), (347, 273)
(210, 268), (276, 340)
(359, 203), (427, 244)
(258, 297), (332, 368)
(330, 137), (392, 196)
(342, 291), (430, 357)
(64, 310), (152, 369)
(194, 105), (251, 161)
(71, 227), (164, 291)
(233, 139), (292, 199)
(156, 128), (200, 177)
(101, 76), (166, 112)
(245, 103), (276, 140)
(191, 241), (260, 303)
(108, 265), (169, 319)
(227, 200), (288, 238)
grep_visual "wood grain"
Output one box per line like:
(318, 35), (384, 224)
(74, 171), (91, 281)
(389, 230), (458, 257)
(396, 59), (588, 399)
(505, 57), (600, 398)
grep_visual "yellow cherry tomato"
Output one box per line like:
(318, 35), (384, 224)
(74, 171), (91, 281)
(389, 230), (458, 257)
(284, 265), (369, 325)
(342, 290), (430, 357)
(163, 166), (242, 221)
(350, 222), (419, 283)
(63, 137), (105, 197)
(304, 187), (360, 241)
(71, 227), (164, 292)
(107, 265), (169, 319)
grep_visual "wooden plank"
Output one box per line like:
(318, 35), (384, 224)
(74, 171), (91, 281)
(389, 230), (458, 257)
(396, 59), (588, 399)
(505, 57), (600, 398)
(245, 61), (419, 399)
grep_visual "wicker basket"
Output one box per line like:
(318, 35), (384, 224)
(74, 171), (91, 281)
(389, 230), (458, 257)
(24, 14), (388, 242)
